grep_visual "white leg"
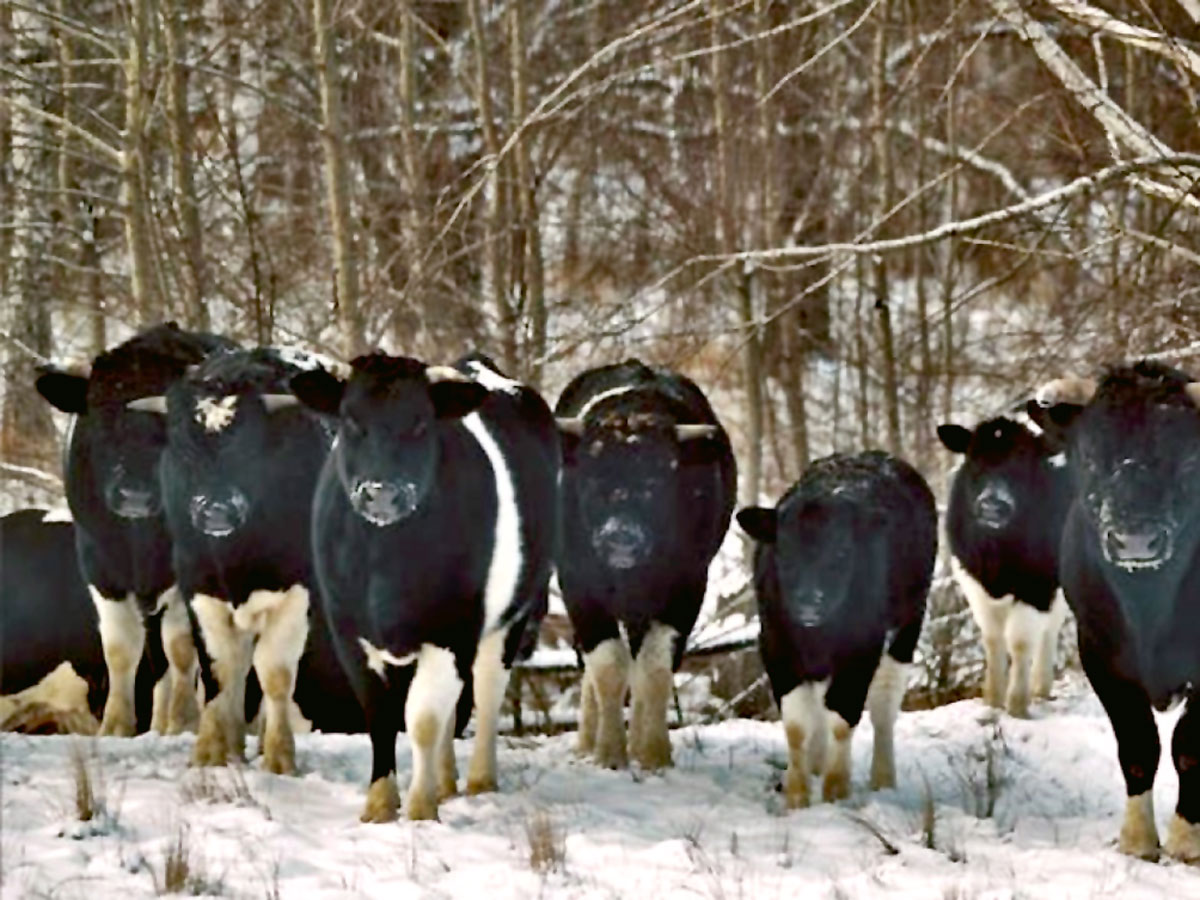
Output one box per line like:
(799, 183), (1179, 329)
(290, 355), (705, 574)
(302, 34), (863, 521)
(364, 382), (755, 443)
(150, 674), (169, 734)
(577, 666), (598, 755)
(467, 628), (509, 795)
(438, 707), (458, 801)
(159, 587), (201, 735)
(90, 589), (144, 736)
(583, 638), (630, 769)
(234, 586), (310, 775)
(823, 712), (854, 802)
(191, 594), (253, 766)
(630, 623), (676, 770)
(405, 645), (463, 820)
(1165, 814), (1200, 863)
(779, 681), (828, 809)
(1033, 593), (1067, 699)
(952, 560), (1012, 710)
(1120, 791), (1161, 860)
(866, 655), (909, 790)
(1004, 602), (1042, 719)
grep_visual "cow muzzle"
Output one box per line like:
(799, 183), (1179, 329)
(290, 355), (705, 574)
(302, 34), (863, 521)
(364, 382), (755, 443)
(189, 490), (250, 538)
(350, 479), (420, 527)
(592, 516), (650, 570)
(973, 481), (1015, 530)
(106, 479), (161, 519)
(1101, 521), (1175, 570)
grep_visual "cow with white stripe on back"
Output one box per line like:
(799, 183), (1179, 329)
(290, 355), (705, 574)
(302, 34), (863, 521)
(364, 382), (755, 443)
(290, 352), (558, 821)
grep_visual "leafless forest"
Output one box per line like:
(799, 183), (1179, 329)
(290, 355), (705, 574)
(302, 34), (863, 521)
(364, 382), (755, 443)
(2, 1), (1199, 704)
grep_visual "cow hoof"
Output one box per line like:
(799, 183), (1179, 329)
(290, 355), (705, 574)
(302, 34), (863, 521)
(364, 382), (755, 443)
(634, 744), (673, 772)
(869, 766), (896, 792)
(361, 777), (400, 823)
(406, 790), (439, 821)
(466, 776), (496, 796)
(822, 772), (850, 803)
(784, 770), (810, 809)
(262, 732), (296, 775)
(1165, 815), (1200, 864)
(193, 715), (229, 767)
(99, 713), (136, 737)
(593, 745), (628, 770)
(1119, 828), (1161, 861)
(1005, 700), (1031, 719)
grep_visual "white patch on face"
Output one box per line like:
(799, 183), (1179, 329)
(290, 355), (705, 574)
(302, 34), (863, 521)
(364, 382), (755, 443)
(358, 637), (419, 678)
(461, 412), (523, 634)
(575, 385), (636, 419)
(1049, 452), (1067, 468)
(466, 360), (522, 396)
(195, 394), (238, 433)
(41, 507), (72, 523)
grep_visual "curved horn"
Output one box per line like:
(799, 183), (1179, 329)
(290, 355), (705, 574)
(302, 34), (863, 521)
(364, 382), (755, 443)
(1035, 376), (1097, 408)
(675, 424), (718, 441)
(127, 396), (168, 414)
(556, 417), (585, 436)
(1186, 382), (1200, 408)
(261, 394), (299, 412)
(425, 365), (472, 384)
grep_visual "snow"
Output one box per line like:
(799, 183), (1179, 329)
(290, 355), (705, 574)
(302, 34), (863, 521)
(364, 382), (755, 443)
(3, 673), (1194, 898)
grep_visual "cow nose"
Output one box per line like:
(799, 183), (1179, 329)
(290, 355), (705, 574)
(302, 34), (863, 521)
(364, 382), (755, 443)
(189, 490), (249, 537)
(1103, 523), (1174, 568)
(593, 516), (649, 569)
(110, 484), (159, 519)
(974, 482), (1015, 528)
(351, 480), (419, 526)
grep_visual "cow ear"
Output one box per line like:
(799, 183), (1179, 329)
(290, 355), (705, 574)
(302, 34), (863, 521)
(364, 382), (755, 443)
(35, 370), (89, 414)
(1025, 398), (1084, 448)
(936, 424), (971, 454)
(429, 381), (488, 419)
(289, 369), (346, 417)
(736, 506), (777, 543)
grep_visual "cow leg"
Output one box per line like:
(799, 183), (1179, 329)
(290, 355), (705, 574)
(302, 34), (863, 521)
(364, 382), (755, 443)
(1166, 697), (1200, 863)
(467, 628), (508, 795)
(823, 649), (879, 802)
(577, 666), (598, 756)
(438, 708), (458, 801)
(362, 677), (402, 824)
(191, 595), (253, 766)
(236, 586), (310, 775)
(90, 588), (144, 736)
(159, 587), (200, 735)
(1032, 594), (1067, 700)
(405, 645), (463, 821)
(954, 562), (1010, 709)
(867, 654), (909, 790)
(779, 680), (828, 809)
(1081, 648), (1160, 859)
(630, 623), (676, 771)
(1003, 602), (1042, 719)
(584, 638), (630, 769)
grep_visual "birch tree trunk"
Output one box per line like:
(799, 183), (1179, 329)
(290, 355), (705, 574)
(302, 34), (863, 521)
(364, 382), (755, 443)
(313, 0), (364, 357)
(122, 0), (156, 324)
(396, 0), (430, 345)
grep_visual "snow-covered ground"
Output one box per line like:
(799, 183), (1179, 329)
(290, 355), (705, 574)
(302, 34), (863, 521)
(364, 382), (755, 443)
(2, 672), (1193, 899)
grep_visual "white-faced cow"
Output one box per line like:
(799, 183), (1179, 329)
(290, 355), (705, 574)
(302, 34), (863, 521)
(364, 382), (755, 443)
(291, 352), (558, 821)
(134, 346), (359, 773)
(34, 323), (236, 735)
(0, 509), (106, 717)
(738, 452), (936, 808)
(938, 416), (1071, 717)
(1031, 361), (1200, 863)
(555, 360), (736, 771)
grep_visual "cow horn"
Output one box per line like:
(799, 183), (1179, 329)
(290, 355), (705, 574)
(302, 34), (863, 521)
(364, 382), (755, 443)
(1186, 382), (1200, 408)
(425, 365), (472, 384)
(675, 424), (718, 441)
(1035, 376), (1096, 408)
(261, 394), (299, 412)
(556, 417), (585, 436)
(127, 396), (168, 414)
(51, 358), (92, 379)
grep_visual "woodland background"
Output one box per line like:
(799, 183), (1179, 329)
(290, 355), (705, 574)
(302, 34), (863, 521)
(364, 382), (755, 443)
(3, 0), (1200, 709)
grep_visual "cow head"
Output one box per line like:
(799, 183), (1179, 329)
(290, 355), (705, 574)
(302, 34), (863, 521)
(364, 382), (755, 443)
(1033, 362), (1200, 572)
(35, 323), (234, 522)
(557, 409), (720, 570)
(291, 353), (488, 527)
(738, 483), (872, 628)
(938, 417), (1056, 532)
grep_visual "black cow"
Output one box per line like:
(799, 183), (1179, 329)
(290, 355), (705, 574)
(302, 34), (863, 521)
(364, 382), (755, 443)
(938, 416), (1071, 717)
(1032, 362), (1200, 863)
(291, 352), (558, 821)
(737, 452), (936, 807)
(0, 509), (106, 713)
(131, 346), (362, 772)
(554, 360), (736, 770)
(35, 322), (236, 735)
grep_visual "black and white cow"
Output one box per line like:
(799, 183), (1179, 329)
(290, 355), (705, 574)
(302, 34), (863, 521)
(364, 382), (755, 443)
(0, 509), (106, 713)
(291, 352), (558, 821)
(133, 346), (359, 772)
(35, 323), (236, 735)
(1031, 362), (1200, 863)
(938, 416), (1071, 717)
(738, 452), (936, 807)
(554, 360), (736, 770)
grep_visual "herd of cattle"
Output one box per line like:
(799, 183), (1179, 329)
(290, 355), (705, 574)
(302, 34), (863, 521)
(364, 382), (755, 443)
(1, 322), (1198, 863)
